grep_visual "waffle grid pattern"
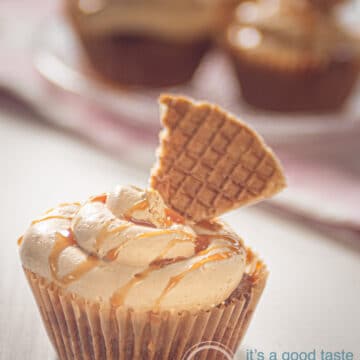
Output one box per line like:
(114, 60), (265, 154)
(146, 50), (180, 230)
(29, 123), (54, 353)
(152, 96), (285, 222)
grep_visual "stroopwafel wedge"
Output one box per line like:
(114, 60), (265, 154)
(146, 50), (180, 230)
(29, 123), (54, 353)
(151, 94), (286, 223)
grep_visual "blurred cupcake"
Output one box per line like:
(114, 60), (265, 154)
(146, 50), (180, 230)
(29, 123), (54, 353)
(65, 0), (237, 87)
(224, 0), (360, 112)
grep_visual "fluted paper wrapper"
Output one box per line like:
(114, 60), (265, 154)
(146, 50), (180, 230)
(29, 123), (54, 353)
(24, 256), (267, 360)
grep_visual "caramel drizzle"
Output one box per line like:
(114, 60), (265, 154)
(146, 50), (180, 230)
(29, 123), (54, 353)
(44, 202), (81, 215)
(246, 247), (255, 265)
(89, 194), (108, 204)
(96, 221), (132, 251)
(110, 236), (193, 306)
(124, 198), (185, 228)
(150, 256), (187, 268)
(110, 233), (241, 307)
(111, 266), (155, 307)
(31, 215), (73, 225)
(194, 234), (211, 253)
(124, 198), (149, 221)
(49, 229), (99, 286)
(125, 217), (156, 228)
(108, 186), (186, 295)
(156, 238), (193, 259)
(164, 208), (185, 225)
(196, 219), (223, 232)
(154, 249), (234, 309)
(136, 229), (193, 240)
(17, 236), (24, 246)
(111, 255), (188, 307)
(27, 191), (242, 306)
(195, 233), (239, 249)
(105, 229), (193, 262)
(123, 196), (156, 228)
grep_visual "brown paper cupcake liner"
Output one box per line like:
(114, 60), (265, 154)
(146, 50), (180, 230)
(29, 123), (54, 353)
(24, 254), (267, 360)
(73, 32), (211, 88)
(233, 52), (359, 112)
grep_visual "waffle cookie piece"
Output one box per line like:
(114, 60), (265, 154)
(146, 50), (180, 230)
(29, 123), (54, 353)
(151, 95), (286, 223)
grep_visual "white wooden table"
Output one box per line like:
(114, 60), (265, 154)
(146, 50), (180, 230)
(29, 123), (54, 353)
(1, 109), (359, 359)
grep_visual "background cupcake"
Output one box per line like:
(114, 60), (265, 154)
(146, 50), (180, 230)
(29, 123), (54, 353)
(223, 0), (360, 112)
(65, 0), (238, 87)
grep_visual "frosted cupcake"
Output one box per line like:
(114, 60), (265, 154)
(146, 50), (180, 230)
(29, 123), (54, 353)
(19, 95), (286, 359)
(65, 0), (237, 87)
(224, 0), (360, 112)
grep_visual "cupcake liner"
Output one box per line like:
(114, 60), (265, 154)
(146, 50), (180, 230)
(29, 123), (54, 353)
(74, 32), (211, 87)
(230, 50), (359, 112)
(24, 254), (267, 360)
(223, 25), (360, 112)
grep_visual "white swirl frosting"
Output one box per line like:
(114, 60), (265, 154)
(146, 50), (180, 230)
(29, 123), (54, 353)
(19, 185), (246, 311)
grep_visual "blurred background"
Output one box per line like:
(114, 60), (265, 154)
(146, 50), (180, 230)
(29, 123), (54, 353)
(1, 0), (360, 358)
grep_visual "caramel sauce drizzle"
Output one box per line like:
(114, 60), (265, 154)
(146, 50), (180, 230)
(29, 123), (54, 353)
(95, 221), (132, 251)
(111, 253), (188, 307)
(104, 248), (119, 262)
(194, 234), (211, 253)
(151, 236), (241, 307)
(111, 266), (155, 307)
(104, 229), (193, 262)
(150, 256), (187, 268)
(110, 232), (241, 307)
(89, 194), (108, 204)
(17, 236), (24, 246)
(28, 191), (243, 307)
(31, 215), (73, 225)
(125, 217), (156, 228)
(124, 198), (149, 220)
(136, 229), (193, 240)
(49, 230), (75, 279)
(196, 219), (223, 232)
(154, 250), (234, 309)
(195, 233), (239, 250)
(164, 208), (185, 225)
(156, 238), (193, 259)
(49, 229), (99, 286)
(246, 247), (255, 265)
(123, 198), (156, 228)
(110, 237), (193, 306)
(59, 256), (99, 286)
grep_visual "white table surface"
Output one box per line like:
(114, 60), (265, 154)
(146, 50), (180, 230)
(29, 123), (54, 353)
(1, 108), (359, 360)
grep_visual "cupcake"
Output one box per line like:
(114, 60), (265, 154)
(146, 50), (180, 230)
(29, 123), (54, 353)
(224, 0), (360, 112)
(19, 95), (286, 360)
(65, 0), (237, 87)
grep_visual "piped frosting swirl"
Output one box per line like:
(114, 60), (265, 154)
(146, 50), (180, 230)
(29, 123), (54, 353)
(19, 185), (246, 311)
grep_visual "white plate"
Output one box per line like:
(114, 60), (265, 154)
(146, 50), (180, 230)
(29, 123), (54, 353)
(33, 18), (360, 144)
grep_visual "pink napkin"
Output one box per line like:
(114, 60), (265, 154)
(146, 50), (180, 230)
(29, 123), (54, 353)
(1, 1), (359, 239)
(270, 151), (360, 233)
